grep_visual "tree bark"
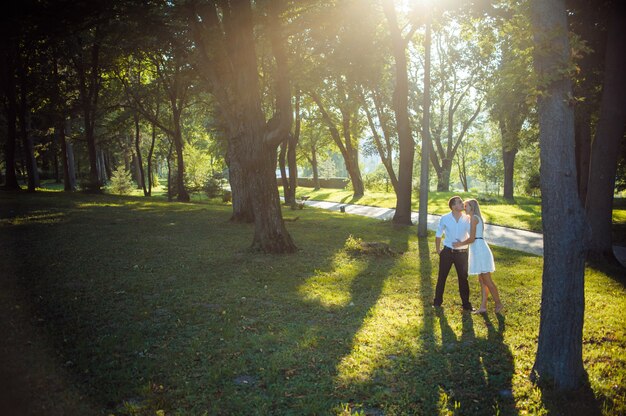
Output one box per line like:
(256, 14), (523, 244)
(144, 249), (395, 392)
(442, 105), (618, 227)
(418, 18), (432, 237)
(530, 0), (588, 391)
(383, 0), (415, 225)
(17, 56), (39, 192)
(575, 111), (591, 204)
(310, 145), (320, 190)
(1, 41), (20, 190)
(585, 6), (626, 263)
(75, 40), (102, 191)
(133, 112), (148, 196)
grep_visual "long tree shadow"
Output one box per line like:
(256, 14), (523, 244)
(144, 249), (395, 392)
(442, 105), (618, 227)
(415, 236), (518, 415)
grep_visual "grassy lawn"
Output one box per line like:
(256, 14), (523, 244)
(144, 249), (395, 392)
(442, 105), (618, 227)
(293, 187), (626, 241)
(1, 191), (625, 415)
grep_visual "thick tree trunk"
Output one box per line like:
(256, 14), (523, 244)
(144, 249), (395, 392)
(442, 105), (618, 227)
(575, 111), (591, 203)
(226, 143), (254, 223)
(436, 159), (452, 192)
(383, 0), (415, 225)
(530, 0), (588, 391)
(585, 7), (626, 263)
(76, 42), (102, 191)
(17, 61), (38, 192)
(502, 149), (517, 201)
(3, 61), (20, 190)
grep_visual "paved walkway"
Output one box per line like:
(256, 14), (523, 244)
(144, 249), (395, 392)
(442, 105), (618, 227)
(301, 199), (623, 264)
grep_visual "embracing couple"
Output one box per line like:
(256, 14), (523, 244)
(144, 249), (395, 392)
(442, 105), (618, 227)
(433, 196), (503, 314)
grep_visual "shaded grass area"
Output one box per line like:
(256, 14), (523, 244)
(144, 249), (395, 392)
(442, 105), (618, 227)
(292, 187), (626, 237)
(0, 191), (624, 415)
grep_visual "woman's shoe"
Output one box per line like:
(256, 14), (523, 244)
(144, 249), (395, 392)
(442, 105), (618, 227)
(472, 308), (487, 314)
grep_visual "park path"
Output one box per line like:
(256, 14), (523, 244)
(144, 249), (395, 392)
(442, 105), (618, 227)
(302, 199), (626, 266)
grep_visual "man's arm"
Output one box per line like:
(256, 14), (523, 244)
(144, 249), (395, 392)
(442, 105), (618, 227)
(435, 236), (442, 254)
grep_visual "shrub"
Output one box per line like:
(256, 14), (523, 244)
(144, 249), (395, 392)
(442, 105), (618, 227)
(203, 173), (224, 199)
(109, 166), (134, 195)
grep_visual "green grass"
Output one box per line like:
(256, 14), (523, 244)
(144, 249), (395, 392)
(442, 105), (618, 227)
(1, 191), (625, 415)
(293, 187), (626, 236)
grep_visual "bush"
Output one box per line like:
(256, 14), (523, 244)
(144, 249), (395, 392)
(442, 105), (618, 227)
(108, 166), (134, 195)
(364, 166), (392, 192)
(524, 171), (541, 197)
(203, 173), (225, 199)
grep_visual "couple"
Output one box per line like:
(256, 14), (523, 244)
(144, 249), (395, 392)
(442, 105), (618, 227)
(433, 196), (503, 314)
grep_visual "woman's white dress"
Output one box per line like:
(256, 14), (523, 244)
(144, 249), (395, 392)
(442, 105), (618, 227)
(469, 215), (495, 275)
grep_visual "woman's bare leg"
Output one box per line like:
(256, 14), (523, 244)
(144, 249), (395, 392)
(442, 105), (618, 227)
(473, 275), (488, 313)
(482, 272), (503, 312)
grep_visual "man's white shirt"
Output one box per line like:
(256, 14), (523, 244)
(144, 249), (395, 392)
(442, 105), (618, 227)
(436, 212), (471, 249)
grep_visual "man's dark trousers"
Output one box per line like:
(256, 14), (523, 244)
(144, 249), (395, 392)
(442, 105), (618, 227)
(433, 247), (472, 309)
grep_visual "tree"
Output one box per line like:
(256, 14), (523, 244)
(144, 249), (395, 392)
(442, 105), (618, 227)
(309, 85), (364, 198)
(0, 27), (20, 190)
(382, 0), (417, 225)
(189, 0), (296, 253)
(488, 7), (533, 201)
(428, 19), (484, 192)
(584, 4), (626, 264)
(530, 0), (588, 390)
(418, 9), (433, 238)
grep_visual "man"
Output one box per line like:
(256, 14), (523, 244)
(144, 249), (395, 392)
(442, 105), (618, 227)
(433, 196), (474, 311)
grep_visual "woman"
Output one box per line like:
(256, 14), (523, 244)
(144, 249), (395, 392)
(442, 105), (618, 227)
(453, 199), (503, 314)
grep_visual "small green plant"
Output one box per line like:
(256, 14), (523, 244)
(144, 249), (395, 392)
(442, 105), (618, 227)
(108, 165), (134, 195)
(344, 234), (363, 254)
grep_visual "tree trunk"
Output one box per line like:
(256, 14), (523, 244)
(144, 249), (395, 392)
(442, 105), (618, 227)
(64, 119), (77, 191)
(502, 148), (517, 201)
(76, 41), (102, 191)
(2, 46), (20, 190)
(311, 145), (320, 190)
(17, 59), (38, 192)
(575, 111), (591, 203)
(585, 7), (626, 263)
(172, 108), (189, 202)
(227, 141), (255, 223)
(383, 0), (415, 225)
(437, 159), (452, 192)
(530, 0), (588, 391)
(288, 90), (301, 202)
(418, 19), (432, 237)
(134, 112), (148, 196)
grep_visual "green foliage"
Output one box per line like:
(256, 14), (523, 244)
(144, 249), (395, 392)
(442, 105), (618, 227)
(363, 164), (393, 193)
(203, 173), (226, 199)
(184, 145), (211, 194)
(108, 165), (135, 195)
(524, 171), (541, 197)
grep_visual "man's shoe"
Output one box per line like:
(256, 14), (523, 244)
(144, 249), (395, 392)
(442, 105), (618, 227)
(462, 306), (476, 312)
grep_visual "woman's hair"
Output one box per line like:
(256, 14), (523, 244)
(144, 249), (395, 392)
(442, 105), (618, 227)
(465, 199), (483, 222)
